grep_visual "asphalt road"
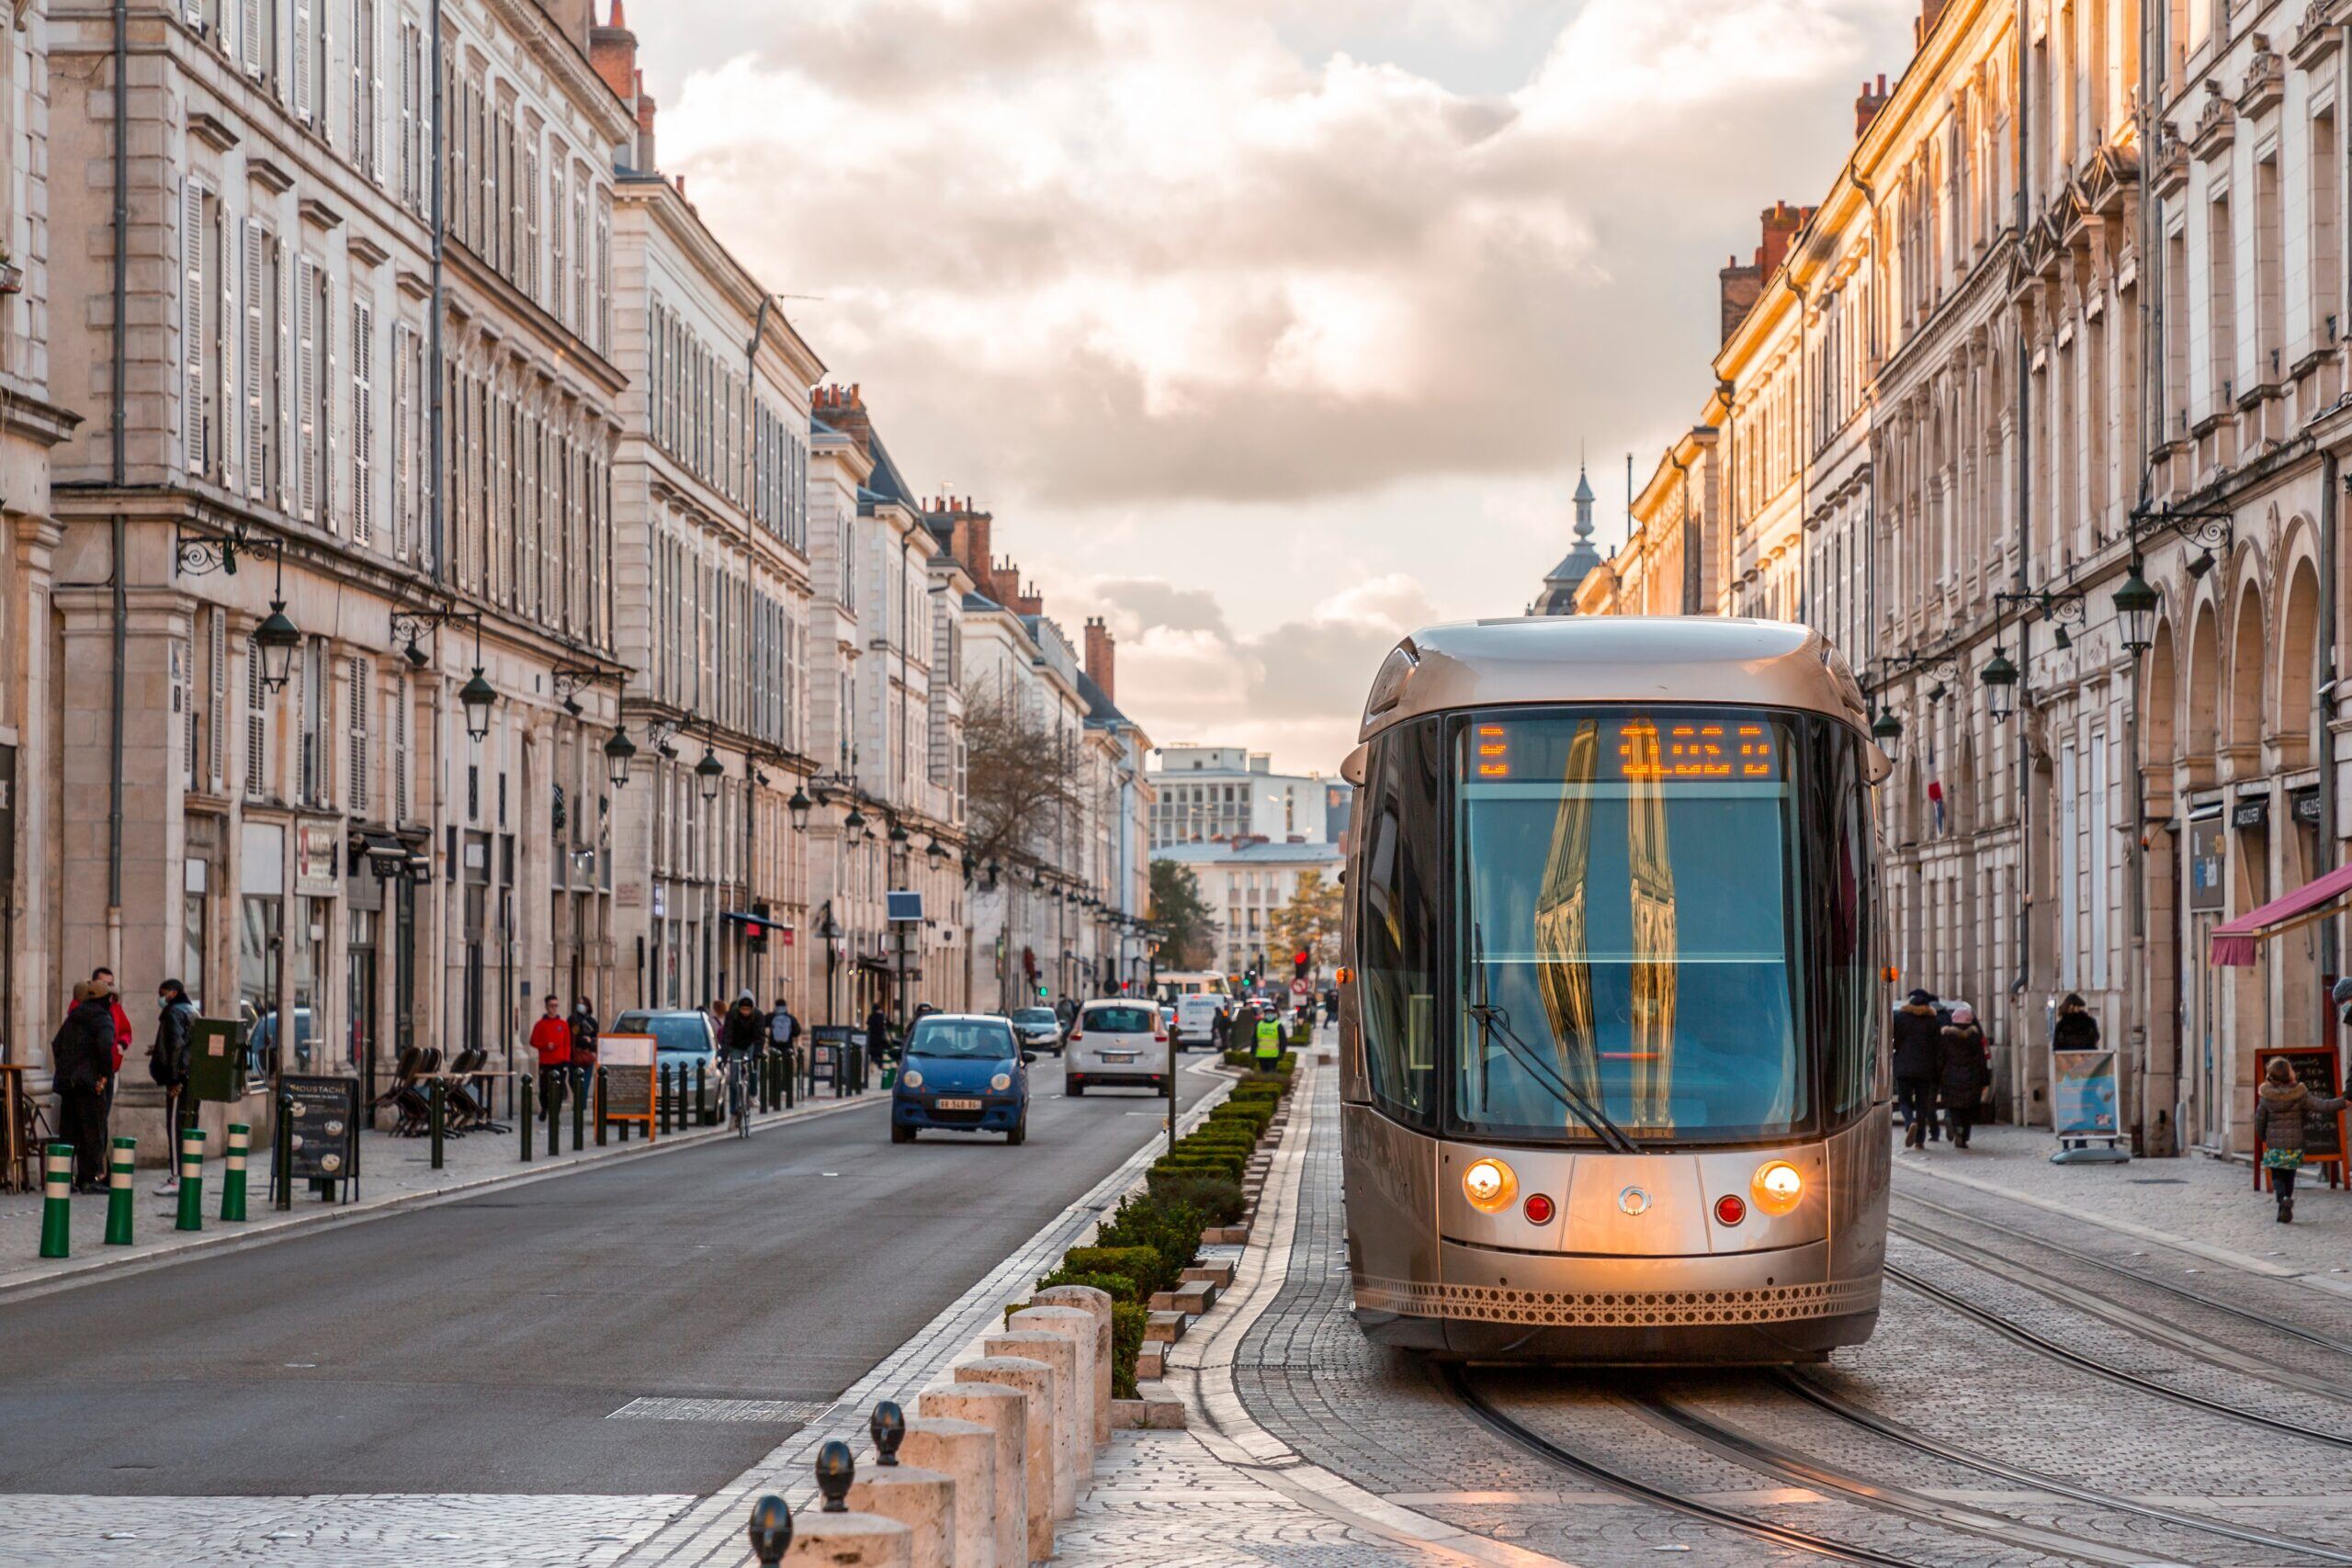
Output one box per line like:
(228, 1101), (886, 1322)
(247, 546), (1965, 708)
(0, 1054), (1219, 1497)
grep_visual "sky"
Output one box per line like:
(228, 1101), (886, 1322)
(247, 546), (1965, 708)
(632, 0), (1921, 775)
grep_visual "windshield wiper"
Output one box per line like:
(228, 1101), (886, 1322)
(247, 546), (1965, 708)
(1468, 923), (1642, 1155)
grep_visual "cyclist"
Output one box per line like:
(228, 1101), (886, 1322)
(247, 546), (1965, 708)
(721, 991), (765, 1131)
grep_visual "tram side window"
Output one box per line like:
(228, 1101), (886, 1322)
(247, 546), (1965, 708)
(1815, 723), (1877, 1122)
(1358, 716), (1442, 1127)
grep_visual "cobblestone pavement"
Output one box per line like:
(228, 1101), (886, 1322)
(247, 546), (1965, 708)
(0, 1493), (691, 1566)
(1227, 1080), (2352, 1568)
(0, 1087), (879, 1296)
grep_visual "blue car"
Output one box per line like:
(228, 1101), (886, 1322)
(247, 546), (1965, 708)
(892, 1013), (1033, 1145)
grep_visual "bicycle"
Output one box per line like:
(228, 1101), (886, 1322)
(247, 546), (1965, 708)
(728, 1051), (754, 1139)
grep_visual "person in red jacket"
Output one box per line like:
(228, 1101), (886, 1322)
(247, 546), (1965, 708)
(528, 995), (572, 1111)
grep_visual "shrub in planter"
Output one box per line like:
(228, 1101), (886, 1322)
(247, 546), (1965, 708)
(1182, 1130), (1260, 1154)
(1111, 1302), (1149, 1398)
(1157, 1152), (1245, 1181)
(1094, 1192), (1205, 1292)
(1145, 1167), (1246, 1223)
(1034, 1267), (1138, 1303)
(1064, 1245), (1166, 1286)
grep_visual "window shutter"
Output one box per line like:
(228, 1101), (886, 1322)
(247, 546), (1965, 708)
(352, 296), (373, 547)
(524, 141), (538, 302)
(390, 321), (410, 559)
(321, 270), (337, 530)
(243, 220), (266, 497)
(245, 637), (267, 800)
(398, 21), (414, 206)
(298, 641), (315, 804)
(294, 255), (316, 521)
(277, 243), (294, 506)
(240, 0), (262, 75)
(218, 198), (237, 493)
(347, 657), (370, 812)
(291, 0), (311, 120)
(348, 1), (361, 155)
(181, 178), (205, 475)
(548, 163), (565, 327)
(208, 609), (227, 793)
(393, 671), (409, 821)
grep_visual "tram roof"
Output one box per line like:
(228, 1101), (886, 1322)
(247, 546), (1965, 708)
(1355, 616), (1873, 749)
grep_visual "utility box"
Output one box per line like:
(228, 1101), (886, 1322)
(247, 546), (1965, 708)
(187, 1018), (247, 1103)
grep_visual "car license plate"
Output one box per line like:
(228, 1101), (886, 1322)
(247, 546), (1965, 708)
(934, 1097), (982, 1111)
(1104, 1052), (1136, 1063)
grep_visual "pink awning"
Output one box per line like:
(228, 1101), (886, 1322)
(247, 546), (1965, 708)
(2211, 863), (2352, 966)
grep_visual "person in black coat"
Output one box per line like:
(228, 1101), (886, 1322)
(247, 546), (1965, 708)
(2052, 993), (2100, 1053)
(52, 981), (118, 1192)
(1937, 1006), (1992, 1149)
(1891, 989), (1943, 1150)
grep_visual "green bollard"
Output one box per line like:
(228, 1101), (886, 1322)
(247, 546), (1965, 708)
(595, 1068), (608, 1146)
(220, 1123), (250, 1222)
(175, 1127), (206, 1232)
(520, 1076), (535, 1162)
(104, 1137), (136, 1245)
(39, 1143), (72, 1258)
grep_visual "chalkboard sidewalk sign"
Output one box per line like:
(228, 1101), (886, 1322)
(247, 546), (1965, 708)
(2254, 1046), (2347, 1190)
(277, 1074), (361, 1203)
(600, 1033), (657, 1138)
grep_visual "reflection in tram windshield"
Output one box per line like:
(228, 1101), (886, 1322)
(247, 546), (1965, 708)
(1455, 708), (1806, 1143)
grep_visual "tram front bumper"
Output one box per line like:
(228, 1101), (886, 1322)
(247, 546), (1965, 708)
(1353, 1238), (1881, 1363)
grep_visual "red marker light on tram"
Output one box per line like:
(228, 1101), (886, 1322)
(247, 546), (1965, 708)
(1522, 1192), (1555, 1225)
(1714, 1194), (1747, 1226)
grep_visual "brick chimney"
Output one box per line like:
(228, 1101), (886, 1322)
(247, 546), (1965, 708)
(1755, 200), (1808, 278)
(1855, 73), (1889, 139)
(634, 70), (657, 172)
(1012, 577), (1045, 618)
(1916, 0), (1951, 46)
(1719, 254), (1762, 344)
(1083, 616), (1115, 702)
(589, 0), (637, 108)
(945, 502), (1000, 604)
(813, 383), (872, 460)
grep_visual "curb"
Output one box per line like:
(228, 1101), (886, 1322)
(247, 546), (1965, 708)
(0, 1089), (884, 1302)
(1164, 1061), (1582, 1568)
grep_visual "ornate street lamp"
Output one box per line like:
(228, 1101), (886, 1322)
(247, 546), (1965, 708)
(2114, 558), (2158, 653)
(843, 804), (869, 840)
(1870, 706), (1902, 762)
(458, 666), (497, 743)
(925, 837), (948, 864)
(695, 744), (725, 803)
(888, 818), (910, 852)
(1981, 645), (2019, 722)
(254, 602), (301, 694)
(604, 727), (638, 790)
(788, 784), (813, 832)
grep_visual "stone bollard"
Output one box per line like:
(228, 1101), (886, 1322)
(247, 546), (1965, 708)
(1031, 1286), (1115, 1450)
(845, 1404), (953, 1568)
(1007, 1307), (1099, 1483)
(983, 1332), (1080, 1518)
(953, 1356), (1058, 1562)
(899, 1416), (996, 1568)
(801, 1438), (915, 1568)
(921, 1382), (1026, 1568)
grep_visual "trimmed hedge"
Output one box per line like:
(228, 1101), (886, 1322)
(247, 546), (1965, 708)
(1145, 1168), (1245, 1222)
(1094, 1192), (1204, 1293)
(1111, 1303), (1148, 1399)
(1035, 1267), (1138, 1303)
(1064, 1245), (1166, 1285)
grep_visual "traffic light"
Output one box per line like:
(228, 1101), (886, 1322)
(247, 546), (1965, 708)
(745, 920), (769, 953)
(1036, 984), (1048, 999)
(1294, 949), (1309, 979)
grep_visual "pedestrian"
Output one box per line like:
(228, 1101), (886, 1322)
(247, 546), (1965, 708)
(89, 967), (134, 1079)
(528, 995), (571, 1111)
(148, 979), (198, 1193)
(1892, 988), (1942, 1150)
(2252, 1056), (2348, 1223)
(1938, 1005), (1991, 1149)
(2052, 992), (2101, 1053)
(51, 979), (116, 1192)
(863, 1001), (893, 1066)
(568, 998), (600, 1103)
(1253, 1005), (1283, 1070)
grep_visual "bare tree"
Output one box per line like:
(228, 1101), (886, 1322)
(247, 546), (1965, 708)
(963, 681), (1087, 874)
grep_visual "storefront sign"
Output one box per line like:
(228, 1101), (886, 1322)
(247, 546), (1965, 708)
(2052, 1049), (2119, 1139)
(2253, 1046), (2346, 1171)
(2294, 790), (2324, 827)
(295, 824), (341, 896)
(600, 1033), (658, 1135)
(2233, 798), (2271, 832)
(279, 1074), (360, 1194)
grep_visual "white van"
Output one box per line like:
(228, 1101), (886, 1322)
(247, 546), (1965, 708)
(1170, 992), (1229, 1050)
(1067, 999), (1168, 1096)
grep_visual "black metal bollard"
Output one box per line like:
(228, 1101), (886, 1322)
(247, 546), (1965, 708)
(814, 1439), (854, 1513)
(748, 1495), (793, 1565)
(661, 1064), (673, 1135)
(546, 1070), (562, 1153)
(572, 1071), (587, 1150)
(273, 1090), (294, 1210)
(595, 1067), (608, 1146)
(871, 1401), (904, 1466)
(695, 1059), (707, 1125)
(429, 1078), (446, 1169)
(784, 1046), (796, 1109)
(520, 1076), (535, 1162)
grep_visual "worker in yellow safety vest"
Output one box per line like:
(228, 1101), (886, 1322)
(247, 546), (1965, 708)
(1254, 1010), (1282, 1067)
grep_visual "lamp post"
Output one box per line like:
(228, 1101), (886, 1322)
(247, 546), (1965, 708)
(604, 727), (638, 790)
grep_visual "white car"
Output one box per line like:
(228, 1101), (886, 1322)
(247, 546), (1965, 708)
(1170, 993), (1227, 1051)
(1066, 1000), (1170, 1096)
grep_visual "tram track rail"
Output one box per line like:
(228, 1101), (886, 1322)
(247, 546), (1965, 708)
(1886, 1259), (2352, 1450)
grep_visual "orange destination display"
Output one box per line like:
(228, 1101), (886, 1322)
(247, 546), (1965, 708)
(1467, 715), (1786, 784)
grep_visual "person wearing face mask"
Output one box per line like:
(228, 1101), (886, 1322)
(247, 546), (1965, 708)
(148, 980), (198, 1193)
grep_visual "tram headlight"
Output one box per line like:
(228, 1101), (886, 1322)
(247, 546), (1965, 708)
(1751, 1159), (1804, 1214)
(1462, 1157), (1517, 1213)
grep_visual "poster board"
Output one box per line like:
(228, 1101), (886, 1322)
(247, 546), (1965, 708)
(187, 1019), (246, 1102)
(811, 1025), (854, 1095)
(2052, 1050), (2120, 1139)
(280, 1074), (360, 1197)
(2253, 1045), (2346, 1188)
(600, 1032), (657, 1138)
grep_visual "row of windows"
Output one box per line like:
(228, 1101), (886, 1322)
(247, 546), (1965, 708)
(442, 354), (613, 649)
(648, 299), (808, 549)
(646, 524), (803, 752)
(447, 51), (612, 353)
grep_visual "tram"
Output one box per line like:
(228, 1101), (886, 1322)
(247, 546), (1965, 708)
(1335, 616), (1893, 1363)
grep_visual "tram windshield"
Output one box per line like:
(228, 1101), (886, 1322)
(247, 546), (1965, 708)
(1453, 708), (1809, 1144)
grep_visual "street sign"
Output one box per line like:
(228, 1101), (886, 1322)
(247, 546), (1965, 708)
(1290, 978), (1310, 999)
